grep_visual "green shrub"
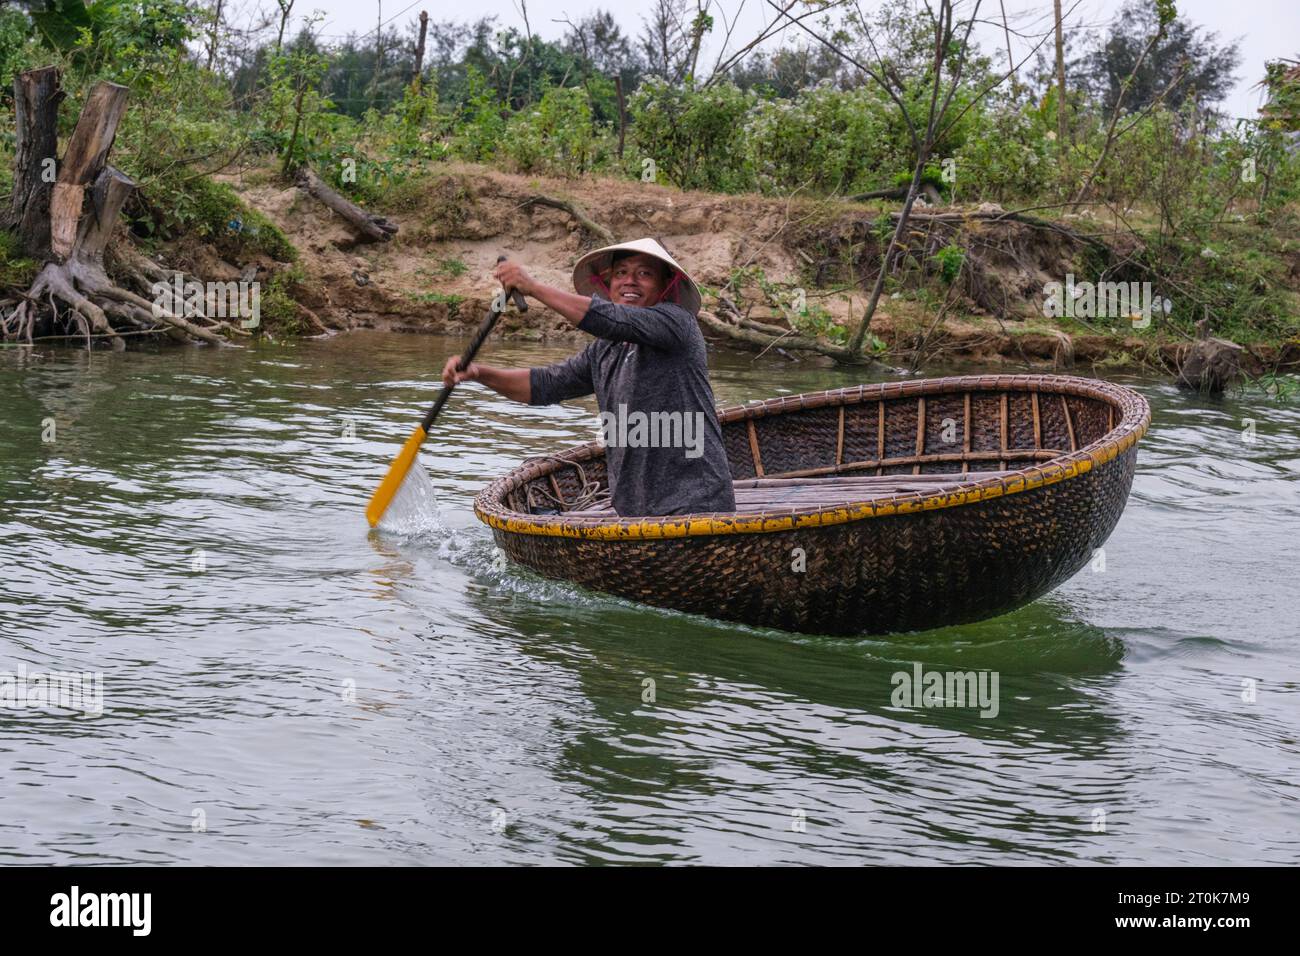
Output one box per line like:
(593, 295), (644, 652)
(178, 177), (297, 263)
(503, 85), (600, 178)
(450, 67), (507, 163)
(745, 83), (896, 195)
(953, 103), (1052, 202)
(0, 230), (38, 289)
(259, 264), (309, 332)
(931, 243), (966, 283)
(628, 77), (755, 192)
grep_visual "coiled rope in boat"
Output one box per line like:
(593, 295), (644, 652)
(521, 455), (608, 513)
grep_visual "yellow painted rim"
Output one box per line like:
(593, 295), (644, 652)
(474, 378), (1151, 541)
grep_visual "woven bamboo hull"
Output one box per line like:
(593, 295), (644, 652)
(474, 375), (1150, 636)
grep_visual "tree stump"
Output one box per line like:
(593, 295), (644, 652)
(1176, 318), (1243, 393)
(5, 65), (63, 259)
(1, 68), (230, 347)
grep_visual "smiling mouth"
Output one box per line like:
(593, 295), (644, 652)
(619, 290), (643, 301)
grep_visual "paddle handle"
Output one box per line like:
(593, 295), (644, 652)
(420, 255), (523, 433)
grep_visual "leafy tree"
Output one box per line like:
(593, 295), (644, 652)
(1072, 0), (1240, 112)
(729, 44), (844, 98)
(639, 0), (713, 85)
(1261, 59), (1300, 131)
(559, 9), (641, 88)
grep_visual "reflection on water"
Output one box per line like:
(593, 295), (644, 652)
(0, 331), (1297, 865)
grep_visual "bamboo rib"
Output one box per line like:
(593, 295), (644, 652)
(836, 406), (845, 467)
(962, 393), (971, 475)
(999, 393), (1008, 471)
(914, 397), (926, 475)
(747, 419), (765, 477)
(1031, 392), (1042, 449)
(876, 402), (885, 476)
(1062, 395), (1077, 451)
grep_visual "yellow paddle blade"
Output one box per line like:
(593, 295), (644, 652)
(365, 425), (428, 527)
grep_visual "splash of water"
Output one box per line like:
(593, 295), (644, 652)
(375, 460), (447, 537)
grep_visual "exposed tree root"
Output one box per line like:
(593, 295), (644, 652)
(1, 71), (239, 348)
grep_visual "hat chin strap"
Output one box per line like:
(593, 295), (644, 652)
(661, 271), (683, 304)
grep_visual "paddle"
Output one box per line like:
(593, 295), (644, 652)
(365, 255), (527, 528)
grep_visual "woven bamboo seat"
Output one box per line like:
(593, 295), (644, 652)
(475, 374), (1150, 636)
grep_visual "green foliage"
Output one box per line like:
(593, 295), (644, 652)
(727, 264), (852, 345)
(790, 302), (847, 344)
(931, 244), (966, 284)
(1262, 59), (1300, 132)
(259, 264), (309, 333)
(872, 215), (896, 245)
(176, 177), (296, 263)
(31, 0), (196, 90)
(745, 83), (896, 195)
(1250, 372), (1300, 401)
(0, 230), (38, 288)
(0, 7), (36, 86)
(261, 44), (332, 177)
(953, 104), (1052, 202)
(894, 163), (949, 196)
(408, 291), (465, 315)
(1072, 0), (1239, 114)
(628, 77), (754, 192)
(450, 66), (507, 163)
(503, 85), (603, 178)
(1126, 224), (1298, 343)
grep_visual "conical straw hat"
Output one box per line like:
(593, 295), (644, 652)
(572, 237), (702, 317)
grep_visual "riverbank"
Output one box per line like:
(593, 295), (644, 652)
(205, 159), (1299, 378)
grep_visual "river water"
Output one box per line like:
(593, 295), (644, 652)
(1, 331), (1296, 865)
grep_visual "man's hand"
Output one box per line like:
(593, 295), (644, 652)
(442, 356), (480, 387)
(493, 259), (535, 299)
(492, 257), (593, 327)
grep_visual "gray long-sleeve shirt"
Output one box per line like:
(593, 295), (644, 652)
(528, 293), (736, 517)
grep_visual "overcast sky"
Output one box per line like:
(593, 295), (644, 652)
(261, 0), (1294, 119)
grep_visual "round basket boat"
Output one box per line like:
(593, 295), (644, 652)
(474, 374), (1151, 636)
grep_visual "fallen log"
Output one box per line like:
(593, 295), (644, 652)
(519, 195), (614, 243)
(697, 308), (858, 361)
(850, 184), (943, 204)
(295, 166), (398, 243)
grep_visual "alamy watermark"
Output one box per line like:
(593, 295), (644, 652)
(890, 662), (999, 718)
(50, 886), (150, 936)
(1042, 274), (1170, 329)
(596, 403), (705, 459)
(1, 663), (103, 715)
(151, 277), (261, 330)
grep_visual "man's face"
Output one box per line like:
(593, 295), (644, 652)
(608, 253), (669, 307)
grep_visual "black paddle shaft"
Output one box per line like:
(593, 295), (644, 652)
(420, 255), (526, 433)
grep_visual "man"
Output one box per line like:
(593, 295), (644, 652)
(441, 238), (736, 517)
